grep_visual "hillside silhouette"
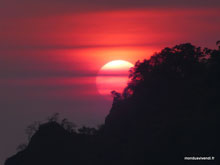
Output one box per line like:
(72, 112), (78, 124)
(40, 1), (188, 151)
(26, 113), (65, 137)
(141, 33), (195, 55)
(5, 43), (219, 165)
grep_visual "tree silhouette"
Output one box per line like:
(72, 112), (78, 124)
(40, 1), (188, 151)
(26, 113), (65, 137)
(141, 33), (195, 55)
(61, 118), (76, 133)
(216, 40), (220, 49)
(78, 126), (97, 135)
(47, 113), (60, 123)
(25, 121), (40, 141)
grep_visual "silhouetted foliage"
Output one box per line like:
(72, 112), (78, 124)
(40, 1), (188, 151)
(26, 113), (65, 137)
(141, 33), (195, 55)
(78, 126), (97, 135)
(124, 43), (210, 98)
(47, 113), (60, 123)
(16, 143), (27, 152)
(217, 40), (220, 49)
(61, 118), (76, 133)
(111, 90), (122, 103)
(25, 121), (40, 141)
(5, 43), (219, 165)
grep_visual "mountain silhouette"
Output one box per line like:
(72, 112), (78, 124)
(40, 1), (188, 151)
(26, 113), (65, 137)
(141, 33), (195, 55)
(5, 43), (219, 165)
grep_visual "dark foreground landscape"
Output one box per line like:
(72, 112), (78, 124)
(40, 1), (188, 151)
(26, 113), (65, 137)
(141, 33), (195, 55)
(5, 43), (219, 165)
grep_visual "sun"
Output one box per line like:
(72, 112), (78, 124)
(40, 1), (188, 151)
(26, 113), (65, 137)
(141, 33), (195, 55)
(96, 60), (134, 99)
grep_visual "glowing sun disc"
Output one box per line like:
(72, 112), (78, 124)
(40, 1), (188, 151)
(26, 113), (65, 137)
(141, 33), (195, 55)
(96, 60), (133, 98)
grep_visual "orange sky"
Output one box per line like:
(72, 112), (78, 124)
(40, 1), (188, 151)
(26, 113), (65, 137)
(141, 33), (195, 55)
(1, 8), (219, 73)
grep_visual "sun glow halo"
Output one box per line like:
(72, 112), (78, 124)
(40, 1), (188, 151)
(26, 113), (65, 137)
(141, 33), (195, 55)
(96, 60), (133, 99)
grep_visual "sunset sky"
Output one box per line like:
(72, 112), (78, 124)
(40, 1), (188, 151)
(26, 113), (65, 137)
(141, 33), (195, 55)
(0, 0), (220, 163)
